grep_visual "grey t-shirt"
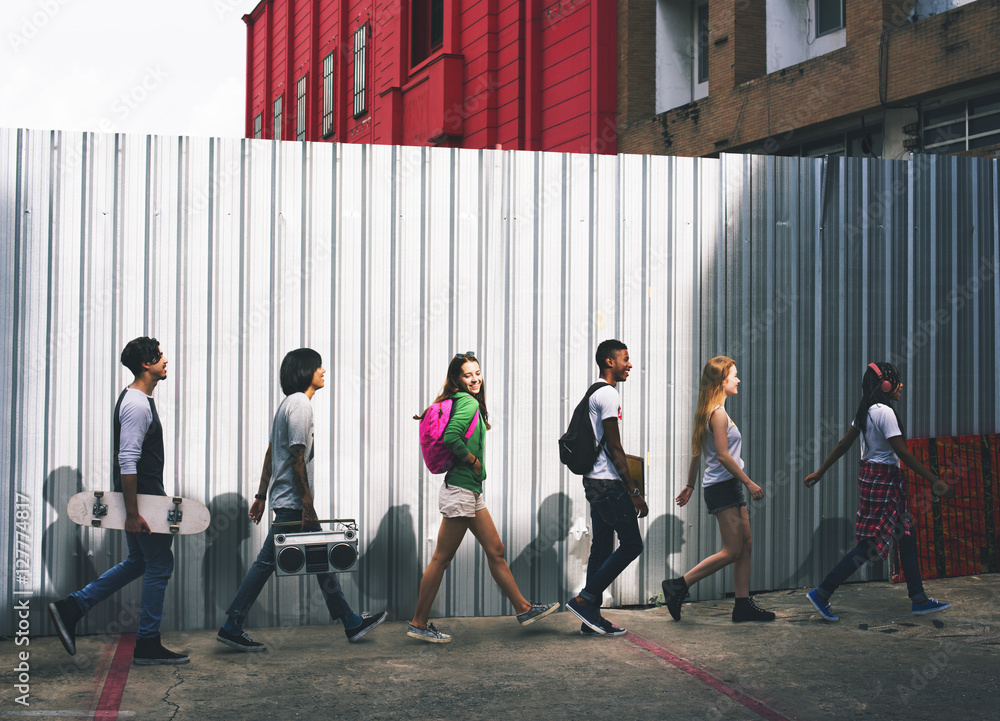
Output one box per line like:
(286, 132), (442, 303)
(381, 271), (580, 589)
(269, 392), (315, 510)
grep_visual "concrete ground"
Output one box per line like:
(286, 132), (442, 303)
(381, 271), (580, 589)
(4, 574), (998, 720)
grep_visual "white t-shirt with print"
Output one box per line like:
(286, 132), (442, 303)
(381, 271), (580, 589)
(851, 403), (902, 466)
(587, 382), (621, 480)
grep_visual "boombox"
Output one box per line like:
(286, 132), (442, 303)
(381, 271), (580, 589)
(274, 519), (359, 576)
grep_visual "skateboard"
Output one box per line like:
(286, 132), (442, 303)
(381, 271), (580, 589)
(66, 491), (211, 535)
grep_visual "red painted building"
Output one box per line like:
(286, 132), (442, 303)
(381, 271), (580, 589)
(243, 0), (617, 154)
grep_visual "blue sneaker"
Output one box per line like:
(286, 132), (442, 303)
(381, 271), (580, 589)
(912, 598), (951, 615)
(806, 589), (839, 622)
(567, 597), (605, 634)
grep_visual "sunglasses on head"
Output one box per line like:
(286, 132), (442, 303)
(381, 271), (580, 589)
(454, 351), (477, 360)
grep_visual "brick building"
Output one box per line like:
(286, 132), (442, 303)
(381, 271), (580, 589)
(243, 0), (618, 153)
(618, 0), (1000, 158)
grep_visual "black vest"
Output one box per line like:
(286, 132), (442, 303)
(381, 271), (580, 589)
(112, 388), (165, 496)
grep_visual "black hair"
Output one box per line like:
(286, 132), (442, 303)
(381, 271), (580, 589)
(853, 361), (904, 437)
(595, 339), (628, 372)
(120, 337), (162, 376)
(280, 348), (322, 396)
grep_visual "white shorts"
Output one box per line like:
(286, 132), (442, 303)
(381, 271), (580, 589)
(438, 482), (486, 518)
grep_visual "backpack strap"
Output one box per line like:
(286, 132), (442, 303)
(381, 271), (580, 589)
(584, 381), (610, 451)
(465, 409), (480, 439)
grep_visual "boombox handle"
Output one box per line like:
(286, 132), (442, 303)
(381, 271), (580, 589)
(272, 518), (356, 527)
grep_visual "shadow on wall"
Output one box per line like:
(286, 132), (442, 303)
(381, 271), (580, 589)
(361, 504), (419, 621)
(202, 493), (251, 625)
(42, 467), (106, 631)
(510, 492), (574, 607)
(783, 516), (857, 590)
(646, 513), (686, 601)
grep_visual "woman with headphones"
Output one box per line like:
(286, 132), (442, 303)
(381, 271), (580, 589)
(803, 362), (954, 622)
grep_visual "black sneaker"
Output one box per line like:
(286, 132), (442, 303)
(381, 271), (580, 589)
(345, 610), (388, 642)
(133, 635), (190, 665)
(661, 578), (689, 622)
(48, 598), (82, 656)
(217, 627), (266, 652)
(580, 618), (626, 637)
(566, 597), (605, 634)
(732, 597), (776, 623)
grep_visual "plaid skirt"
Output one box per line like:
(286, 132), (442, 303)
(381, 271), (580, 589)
(856, 461), (913, 559)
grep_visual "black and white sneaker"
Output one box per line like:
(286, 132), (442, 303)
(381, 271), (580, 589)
(345, 610), (388, 642)
(217, 627), (266, 651)
(48, 598), (82, 656)
(580, 618), (626, 637)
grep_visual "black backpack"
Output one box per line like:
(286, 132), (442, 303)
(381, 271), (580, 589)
(558, 382), (608, 475)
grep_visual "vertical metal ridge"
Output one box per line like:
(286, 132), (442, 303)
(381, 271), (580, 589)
(2, 131), (998, 633)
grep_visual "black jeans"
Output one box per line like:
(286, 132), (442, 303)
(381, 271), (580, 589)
(580, 483), (643, 605)
(818, 533), (925, 600)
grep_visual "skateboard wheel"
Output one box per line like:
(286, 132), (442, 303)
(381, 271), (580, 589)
(91, 519), (102, 527)
(172, 497), (182, 504)
(170, 525), (180, 534)
(94, 491), (104, 498)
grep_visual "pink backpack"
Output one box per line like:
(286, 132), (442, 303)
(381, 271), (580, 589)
(418, 398), (480, 474)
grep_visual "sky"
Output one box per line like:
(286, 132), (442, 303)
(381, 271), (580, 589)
(0, 0), (261, 139)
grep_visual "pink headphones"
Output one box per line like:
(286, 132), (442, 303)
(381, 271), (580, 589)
(867, 363), (892, 393)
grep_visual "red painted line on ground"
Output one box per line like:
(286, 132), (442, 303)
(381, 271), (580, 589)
(92, 633), (135, 721)
(624, 632), (792, 721)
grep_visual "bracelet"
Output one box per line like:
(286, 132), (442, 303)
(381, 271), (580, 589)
(685, 485), (695, 489)
(254, 493), (267, 501)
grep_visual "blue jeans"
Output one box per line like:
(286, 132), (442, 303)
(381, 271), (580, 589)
(818, 533), (926, 601)
(580, 483), (643, 605)
(225, 508), (353, 627)
(70, 532), (174, 639)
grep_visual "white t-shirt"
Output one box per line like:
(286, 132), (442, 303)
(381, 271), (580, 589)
(587, 382), (621, 480)
(852, 403), (902, 466)
(702, 406), (744, 487)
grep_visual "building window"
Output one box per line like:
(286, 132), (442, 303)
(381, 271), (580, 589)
(322, 52), (336, 138)
(923, 92), (1000, 154)
(273, 95), (283, 140)
(353, 24), (368, 118)
(412, 0), (444, 67)
(815, 0), (845, 37)
(695, 2), (708, 85)
(296, 75), (308, 140)
(253, 113), (262, 139)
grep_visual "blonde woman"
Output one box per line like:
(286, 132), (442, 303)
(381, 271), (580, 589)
(661, 356), (774, 623)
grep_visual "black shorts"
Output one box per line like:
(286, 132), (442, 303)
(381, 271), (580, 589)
(703, 478), (746, 515)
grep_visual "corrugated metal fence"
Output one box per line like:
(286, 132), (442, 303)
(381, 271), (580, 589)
(1, 128), (997, 637)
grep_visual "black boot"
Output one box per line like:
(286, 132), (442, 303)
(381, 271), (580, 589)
(732, 596), (776, 623)
(661, 577), (689, 622)
(48, 598), (83, 655)
(133, 634), (190, 665)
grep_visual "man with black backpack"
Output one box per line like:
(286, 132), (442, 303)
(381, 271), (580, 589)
(563, 339), (647, 636)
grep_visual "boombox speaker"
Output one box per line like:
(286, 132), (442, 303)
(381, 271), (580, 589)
(273, 518), (359, 576)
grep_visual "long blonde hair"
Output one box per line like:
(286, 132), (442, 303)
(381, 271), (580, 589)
(691, 356), (734, 456)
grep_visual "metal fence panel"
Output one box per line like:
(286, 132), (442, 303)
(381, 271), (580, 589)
(2, 129), (997, 636)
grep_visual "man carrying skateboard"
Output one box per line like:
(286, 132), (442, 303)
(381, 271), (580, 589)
(216, 348), (387, 651)
(49, 337), (189, 665)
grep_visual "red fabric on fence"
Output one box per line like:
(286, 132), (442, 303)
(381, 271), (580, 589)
(894, 434), (999, 582)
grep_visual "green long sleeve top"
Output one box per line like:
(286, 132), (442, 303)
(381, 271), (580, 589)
(442, 392), (486, 493)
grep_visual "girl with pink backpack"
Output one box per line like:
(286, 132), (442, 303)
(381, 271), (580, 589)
(406, 351), (559, 643)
